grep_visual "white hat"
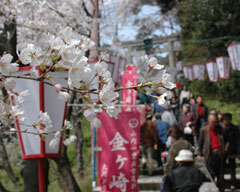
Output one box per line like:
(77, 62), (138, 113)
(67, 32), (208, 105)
(175, 149), (194, 162)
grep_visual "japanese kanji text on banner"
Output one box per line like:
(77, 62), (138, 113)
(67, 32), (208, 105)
(98, 111), (140, 192)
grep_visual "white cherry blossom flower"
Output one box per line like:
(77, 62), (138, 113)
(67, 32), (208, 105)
(18, 44), (42, 65)
(10, 63), (19, 72)
(60, 27), (80, 46)
(54, 131), (61, 138)
(10, 105), (24, 117)
(158, 93), (168, 105)
(146, 56), (164, 70)
(10, 128), (16, 132)
(4, 78), (16, 90)
(18, 90), (30, 104)
(93, 117), (101, 128)
(49, 138), (59, 149)
(59, 45), (78, 63)
(0, 54), (13, 74)
(63, 135), (77, 146)
(38, 111), (52, 131)
(68, 56), (92, 87)
(99, 80), (119, 107)
(69, 135), (77, 142)
(58, 91), (70, 101)
(54, 84), (62, 92)
(94, 61), (108, 76)
(84, 109), (95, 121)
(64, 120), (73, 129)
(49, 36), (64, 50)
(106, 106), (121, 119)
(162, 73), (176, 89)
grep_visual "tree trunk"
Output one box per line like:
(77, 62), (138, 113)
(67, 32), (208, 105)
(54, 146), (81, 192)
(72, 94), (84, 179)
(22, 159), (49, 192)
(0, 181), (10, 192)
(53, 92), (81, 192)
(0, 133), (18, 184)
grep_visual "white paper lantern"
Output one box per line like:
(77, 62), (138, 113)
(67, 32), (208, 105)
(13, 66), (67, 159)
(183, 67), (188, 79)
(216, 56), (231, 79)
(187, 67), (193, 81)
(198, 65), (205, 80)
(176, 61), (183, 72)
(206, 62), (218, 82)
(227, 43), (240, 71)
(193, 65), (200, 80)
(109, 55), (120, 83)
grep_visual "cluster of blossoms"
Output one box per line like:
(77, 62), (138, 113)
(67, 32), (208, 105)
(0, 26), (176, 148)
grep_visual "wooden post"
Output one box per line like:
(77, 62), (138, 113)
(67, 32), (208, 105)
(168, 40), (175, 71)
(38, 159), (45, 192)
(89, 0), (99, 60)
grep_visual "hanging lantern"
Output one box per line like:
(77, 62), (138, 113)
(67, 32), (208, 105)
(109, 55), (120, 83)
(227, 43), (240, 71)
(176, 61), (183, 72)
(216, 56), (231, 79)
(187, 67), (193, 81)
(198, 65), (205, 80)
(193, 65), (200, 80)
(206, 62), (218, 82)
(183, 67), (188, 79)
(13, 66), (67, 159)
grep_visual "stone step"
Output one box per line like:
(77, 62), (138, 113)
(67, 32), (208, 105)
(137, 173), (240, 191)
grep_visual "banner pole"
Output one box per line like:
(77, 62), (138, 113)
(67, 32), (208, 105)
(92, 125), (97, 192)
(38, 158), (45, 192)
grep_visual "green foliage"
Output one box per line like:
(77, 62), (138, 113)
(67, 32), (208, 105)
(188, 71), (240, 102)
(178, 0), (240, 58)
(177, 0), (240, 103)
(204, 99), (240, 127)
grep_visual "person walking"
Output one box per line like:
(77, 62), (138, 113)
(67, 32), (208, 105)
(198, 113), (225, 192)
(161, 149), (209, 192)
(179, 103), (196, 145)
(179, 85), (190, 106)
(165, 126), (193, 175)
(192, 95), (208, 140)
(221, 113), (238, 190)
(155, 114), (170, 168)
(161, 105), (177, 127)
(140, 113), (158, 176)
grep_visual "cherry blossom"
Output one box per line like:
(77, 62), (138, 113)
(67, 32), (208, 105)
(58, 91), (70, 102)
(38, 111), (53, 131)
(162, 73), (176, 89)
(158, 93), (168, 105)
(146, 56), (164, 70)
(17, 90), (30, 104)
(99, 80), (119, 107)
(18, 44), (42, 65)
(4, 78), (16, 90)
(63, 135), (77, 146)
(93, 117), (101, 128)
(83, 109), (95, 121)
(0, 54), (16, 75)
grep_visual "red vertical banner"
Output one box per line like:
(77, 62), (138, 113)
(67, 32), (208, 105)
(121, 65), (138, 112)
(98, 111), (140, 192)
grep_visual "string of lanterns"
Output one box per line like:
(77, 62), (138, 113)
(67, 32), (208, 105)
(179, 42), (240, 81)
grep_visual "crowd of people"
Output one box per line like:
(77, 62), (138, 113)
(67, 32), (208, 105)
(139, 85), (239, 192)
